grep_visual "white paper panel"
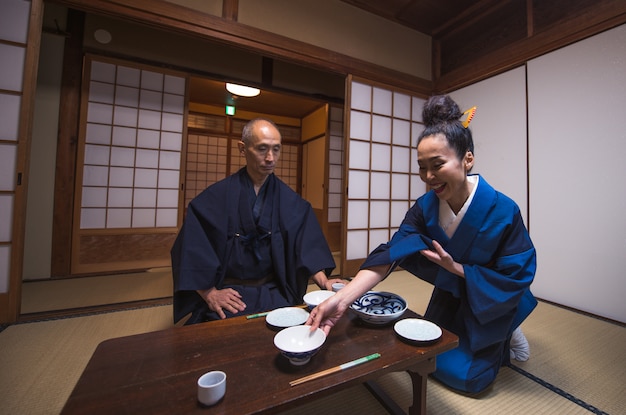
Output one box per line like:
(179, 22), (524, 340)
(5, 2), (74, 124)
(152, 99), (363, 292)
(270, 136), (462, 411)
(392, 119), (411, 146)
(0, 0), (30, 44)
(411, 97), (426, 122)
(157, 189), (179, 208)
(372, 87), (392, 116)
(347, 200), (369, 229)
(161, 132), (182, 151)
(141, 70), (163, 91)
(107, 208), (131, 228)
(164, 75), (185, 95)
(392, 146), (410, 173)
(115, 86), (139, 107)
(0, 93), (20, 140)
(371, 115), (391, 143)
(137, 129), (160, 149)
(134, 168), (158, 188)
(84, 144), (110, 165)
(159, 151), (180, 170)
(348, 170), (369, 199)
(370, 143), (390, 171)
(134, 188), (157, 207)
(90, 61), (115, 83)
(328, 207), (341, 222)
(0, 245), (10, 293)
(81, 187), (107, 207)
(0, 194), (14, 241)
(80, 208), (106, 229)
(82, 165), (109, 186)
(156, 208), (178, 227)
(328, 178), (342, 193)
(140, 89), (162, 110)
(329, 165), (342, 180)
(328, 193), (341, 209)
(136, 149), (159, 168)
(163, 93), (184, 114)
(132, 208), (156, 228)
(0, 44), (25, 92)
(370, 172), (390, 199)
(0, 143), (17, 191)
(369, 201), (389, 228)
(349, 110), (370, 141)
(86, 123), (111, 145)
(112, 126), (136, 147)
(108, 187), (132, 207)
(158, 169), (179, 188)
(391, 201), (409, 227)
(329, 149), (342, 164)
(89, 81), (115, 104)
(117, 66), (140, 87)
(368, 229), (389, 253)
(348, 140), (370, 170)
(351, 82), (371, 112)
(110, 146), (135, 167)
(391, 173), (409, 200)
(137, 109), (160, 129)
(410, 174), (425, 201)
(346, 229), (368, 260)
(87, 102), (113, 124)
(109, 167), (134, 187)
(393, 92), (411, 120)
(161, 112), (183, 132)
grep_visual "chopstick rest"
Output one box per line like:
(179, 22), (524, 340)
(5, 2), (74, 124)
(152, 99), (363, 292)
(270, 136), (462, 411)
(289, 353), (381, 386)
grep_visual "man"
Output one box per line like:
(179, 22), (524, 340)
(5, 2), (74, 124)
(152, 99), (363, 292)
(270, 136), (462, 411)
(172, 118), (339, 324)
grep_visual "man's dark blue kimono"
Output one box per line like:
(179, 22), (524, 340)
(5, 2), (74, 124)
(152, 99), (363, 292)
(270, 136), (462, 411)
(172, 168), (335, 324)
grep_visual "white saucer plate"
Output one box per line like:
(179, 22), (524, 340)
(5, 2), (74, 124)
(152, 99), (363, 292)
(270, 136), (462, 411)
(393, 318), (442, 344)
(265, 307), (310, 328)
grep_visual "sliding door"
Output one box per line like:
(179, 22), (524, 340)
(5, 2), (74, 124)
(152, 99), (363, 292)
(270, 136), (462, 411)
(342, 77), (426, 276)
(0, 0), (42, 322)
(72, 56), (186, 274)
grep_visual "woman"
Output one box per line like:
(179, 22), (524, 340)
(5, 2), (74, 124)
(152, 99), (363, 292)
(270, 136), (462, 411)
(307, 95), (537, 394)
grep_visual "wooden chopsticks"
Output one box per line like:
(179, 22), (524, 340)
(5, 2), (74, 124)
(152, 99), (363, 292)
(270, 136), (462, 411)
(289, 353), (381, 386)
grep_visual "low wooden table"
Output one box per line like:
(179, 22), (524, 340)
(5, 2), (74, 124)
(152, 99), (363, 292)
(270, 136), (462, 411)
(61, 309), (457, 415)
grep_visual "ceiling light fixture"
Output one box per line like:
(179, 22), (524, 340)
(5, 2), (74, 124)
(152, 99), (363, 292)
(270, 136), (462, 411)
(226, 83), (260, 97)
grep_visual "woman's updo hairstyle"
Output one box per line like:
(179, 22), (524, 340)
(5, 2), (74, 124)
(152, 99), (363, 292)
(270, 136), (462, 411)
(418, 95), (474, 160)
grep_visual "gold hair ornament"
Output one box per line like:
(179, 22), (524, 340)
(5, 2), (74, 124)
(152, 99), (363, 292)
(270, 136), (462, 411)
(461, 106), (477, 128)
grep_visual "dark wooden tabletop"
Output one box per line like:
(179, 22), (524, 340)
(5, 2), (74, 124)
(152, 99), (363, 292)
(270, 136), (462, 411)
(61, 309), (458, 415)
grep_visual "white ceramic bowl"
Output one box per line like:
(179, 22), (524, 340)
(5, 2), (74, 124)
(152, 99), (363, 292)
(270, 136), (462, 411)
(350, 291), (407, 325)
(273, 325), (326, 365)
(303, 290), (335, 310)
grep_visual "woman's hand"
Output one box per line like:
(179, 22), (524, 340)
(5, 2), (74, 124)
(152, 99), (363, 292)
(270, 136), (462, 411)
(420, 239), (465, 278)
(306, 293), (347, 335)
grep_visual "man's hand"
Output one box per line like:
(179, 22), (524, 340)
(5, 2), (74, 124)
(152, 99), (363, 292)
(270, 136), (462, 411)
(197, 287), (246, 319)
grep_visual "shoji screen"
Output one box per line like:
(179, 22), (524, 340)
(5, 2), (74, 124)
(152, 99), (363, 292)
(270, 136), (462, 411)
(0, 0), (40, 321)
(73, 56), (186, 274)
(343, 78), (426, 276)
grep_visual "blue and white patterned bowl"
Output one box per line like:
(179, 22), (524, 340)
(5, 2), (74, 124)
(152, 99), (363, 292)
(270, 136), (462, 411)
(350, 291), (407, 325)
(273, 325), (326, 366)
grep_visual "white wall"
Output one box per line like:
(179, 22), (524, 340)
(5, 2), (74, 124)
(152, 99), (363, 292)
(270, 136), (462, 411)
(527, 24), (626, 323)
(450, 25), (626, 323)
(451, 67), (529, 224)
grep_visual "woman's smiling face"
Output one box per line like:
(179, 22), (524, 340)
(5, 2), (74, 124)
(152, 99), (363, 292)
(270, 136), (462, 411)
(417, 133), (474, 213)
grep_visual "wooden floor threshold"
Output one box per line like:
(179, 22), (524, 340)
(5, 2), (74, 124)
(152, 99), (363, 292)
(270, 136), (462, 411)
(17, 297), (173, 323)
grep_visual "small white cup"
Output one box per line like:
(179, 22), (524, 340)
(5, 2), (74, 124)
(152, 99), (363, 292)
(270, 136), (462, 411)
(332, 282), (345, 292)
(197, 371), (226, 406)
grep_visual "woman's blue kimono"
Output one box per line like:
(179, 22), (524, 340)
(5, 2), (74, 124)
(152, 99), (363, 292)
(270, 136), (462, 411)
(171, 168), (335, 324)
(361, 175), (537, 393)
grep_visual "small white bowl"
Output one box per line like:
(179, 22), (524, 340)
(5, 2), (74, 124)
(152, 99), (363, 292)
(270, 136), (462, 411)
(273, 325), (326, 366)
(303, 290), (335, 310)
(350, 291), (407, 325)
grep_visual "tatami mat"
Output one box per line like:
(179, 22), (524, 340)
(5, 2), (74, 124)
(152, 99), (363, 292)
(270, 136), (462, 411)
(3, 269), (623, 415)
(20, 269), (173, 314)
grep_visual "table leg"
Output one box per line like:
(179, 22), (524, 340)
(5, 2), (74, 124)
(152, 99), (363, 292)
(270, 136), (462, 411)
(408, 357), (436, 415)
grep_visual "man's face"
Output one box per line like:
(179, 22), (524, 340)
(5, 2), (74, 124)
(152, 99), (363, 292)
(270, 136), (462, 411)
(239, 121), (282, 183)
